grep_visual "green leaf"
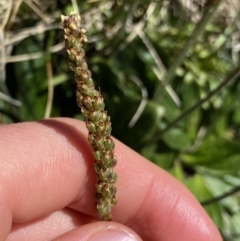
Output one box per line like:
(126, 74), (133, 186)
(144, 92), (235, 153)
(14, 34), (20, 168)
(170, 162), (185, 182)
(203, 176), (239, 212)
(159, 88), (180, 121)
(181, 136), (240, 170)
(162, 128), (191, 151)
(184, 175), (223, 228)
(232, 214), (240, 234)
(12, 37), (48, 121)
(41, 74), (68, 90)
(141, 145), (176, 170)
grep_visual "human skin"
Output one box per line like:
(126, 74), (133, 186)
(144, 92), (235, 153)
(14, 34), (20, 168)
(0, 118), (222, 241)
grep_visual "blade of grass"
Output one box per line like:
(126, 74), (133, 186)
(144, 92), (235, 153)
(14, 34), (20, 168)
(44, 31), (55, 119)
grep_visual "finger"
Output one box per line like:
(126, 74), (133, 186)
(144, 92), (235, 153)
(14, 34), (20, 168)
(52, 221), (142, 241)
(7, 210), (140, 241)
(0, 118), (95, 240)
(0, 118), (222, 241)
(7, 209), (95, 241)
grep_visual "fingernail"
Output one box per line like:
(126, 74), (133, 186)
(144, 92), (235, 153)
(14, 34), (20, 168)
(89, 228), (138, 241)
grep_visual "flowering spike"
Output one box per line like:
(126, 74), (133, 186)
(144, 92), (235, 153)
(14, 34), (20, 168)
(61, 12), (117, 221)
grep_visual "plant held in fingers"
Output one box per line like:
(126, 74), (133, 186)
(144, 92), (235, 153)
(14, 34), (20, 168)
(61, 12), (117, 221)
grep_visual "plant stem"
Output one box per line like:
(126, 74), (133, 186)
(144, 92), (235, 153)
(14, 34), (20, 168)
(201, 185), (240, 206)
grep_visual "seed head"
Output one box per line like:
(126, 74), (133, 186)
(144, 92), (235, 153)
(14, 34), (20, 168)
(62, 12), (117, 221)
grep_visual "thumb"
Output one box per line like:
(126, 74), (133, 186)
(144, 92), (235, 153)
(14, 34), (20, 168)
(53, 221), (143, 241)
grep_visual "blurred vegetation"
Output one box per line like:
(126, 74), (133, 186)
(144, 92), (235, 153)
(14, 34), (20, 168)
(1, 0), (240, 240)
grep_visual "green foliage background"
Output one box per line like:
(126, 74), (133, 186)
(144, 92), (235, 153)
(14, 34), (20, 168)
(1, 0), (240, 239)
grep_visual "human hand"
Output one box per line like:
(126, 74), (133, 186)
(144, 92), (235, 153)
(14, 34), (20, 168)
(0, 118), (222, 241)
